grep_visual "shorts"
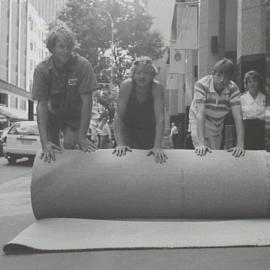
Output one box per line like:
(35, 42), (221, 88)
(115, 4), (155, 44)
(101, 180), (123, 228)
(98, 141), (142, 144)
(47, 112), (80, 147)
(124, 126), (155, 150)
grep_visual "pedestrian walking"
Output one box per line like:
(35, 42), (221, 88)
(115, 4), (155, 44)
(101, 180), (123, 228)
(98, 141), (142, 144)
(240, 70), (265, 150)
(169, 122), (179, 149)
(97, 116), (112, 149)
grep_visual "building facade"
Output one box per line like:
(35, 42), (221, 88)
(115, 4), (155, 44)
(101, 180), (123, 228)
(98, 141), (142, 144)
(0, 0), (28, 88)
(29, 0), (67, 23)
(0, 0), (49, 123)
(167, 0), (267, 148)
(27, 3), (49, 93)
(198, 0), (265, 89)
(166, 0), (199, 144)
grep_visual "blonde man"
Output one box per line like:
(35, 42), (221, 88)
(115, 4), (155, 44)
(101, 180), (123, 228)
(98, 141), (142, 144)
(32, 26), (97, 162)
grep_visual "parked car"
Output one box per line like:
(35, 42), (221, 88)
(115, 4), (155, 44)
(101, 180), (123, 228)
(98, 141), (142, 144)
(3, 121), (40, 164)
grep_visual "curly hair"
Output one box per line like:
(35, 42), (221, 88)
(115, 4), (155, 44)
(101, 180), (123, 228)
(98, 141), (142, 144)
(243, 70), (263, 91)
(130, 56), (158, 79)
(46, 24), (75, 53)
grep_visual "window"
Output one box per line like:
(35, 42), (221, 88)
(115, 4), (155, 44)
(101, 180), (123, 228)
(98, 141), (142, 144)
(20, 99), (27, 111)
(29, 80), (33, 92)
(8, 123), (20, 134)
(0, 119), (8, 131)
(10, 96), (18, 109)
(0, 93), (8, 107)
(8, 122), (39, 136)
(29, 16), (33, 31)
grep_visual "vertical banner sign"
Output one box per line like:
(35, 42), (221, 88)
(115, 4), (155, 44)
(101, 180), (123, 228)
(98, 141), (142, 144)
(166, 73), (178, 90)
(169, 42), (186, 74)
(176, 4), (198, 49)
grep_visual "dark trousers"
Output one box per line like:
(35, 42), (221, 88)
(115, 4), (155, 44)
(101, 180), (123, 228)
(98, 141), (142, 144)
(244, 119), (265, 150)
(124, 126), (155, 149)
(99, 135), (110, 149)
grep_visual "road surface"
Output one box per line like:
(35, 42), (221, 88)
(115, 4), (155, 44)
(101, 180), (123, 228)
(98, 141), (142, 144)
(0, 157), (270, 270)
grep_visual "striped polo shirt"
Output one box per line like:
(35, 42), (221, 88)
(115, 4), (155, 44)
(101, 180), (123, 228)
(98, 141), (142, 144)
(189, 75), (241, 136)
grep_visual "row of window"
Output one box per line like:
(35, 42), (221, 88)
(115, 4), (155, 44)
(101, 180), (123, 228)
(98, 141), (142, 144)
(0, 93), (27, 111)
(30, 42), (49, 60)
(28, 15), (47, 40)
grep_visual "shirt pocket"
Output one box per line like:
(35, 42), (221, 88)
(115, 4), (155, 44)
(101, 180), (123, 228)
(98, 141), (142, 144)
(64, 85), (81, 117)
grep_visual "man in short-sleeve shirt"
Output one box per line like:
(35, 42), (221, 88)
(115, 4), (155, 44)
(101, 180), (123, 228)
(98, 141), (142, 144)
(189, 58), (245, 157)
(32, 26), (98, 162)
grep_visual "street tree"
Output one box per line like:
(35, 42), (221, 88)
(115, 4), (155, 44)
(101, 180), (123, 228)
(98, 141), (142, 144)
(58, 0), (165, 117)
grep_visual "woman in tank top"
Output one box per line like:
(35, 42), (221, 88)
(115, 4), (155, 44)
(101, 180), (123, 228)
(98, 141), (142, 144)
(113, 56), (167, 163)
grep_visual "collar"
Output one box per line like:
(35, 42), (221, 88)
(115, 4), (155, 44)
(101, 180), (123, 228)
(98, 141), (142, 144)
(209, 75), (231, 95)
(246, 91), (264, 103)
(47, 53), (77, 73)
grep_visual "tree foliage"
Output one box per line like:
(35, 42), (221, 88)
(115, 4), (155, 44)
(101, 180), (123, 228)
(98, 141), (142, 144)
(58, 0), (165, 84)
(58, 0), (165, 120)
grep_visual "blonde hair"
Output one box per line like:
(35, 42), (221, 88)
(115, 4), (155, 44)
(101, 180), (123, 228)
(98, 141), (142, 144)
(130, 56), (158, 78)
(243, 70), (263, 91)
(213, 58), (234, 78)
(46, 23), (75, 53)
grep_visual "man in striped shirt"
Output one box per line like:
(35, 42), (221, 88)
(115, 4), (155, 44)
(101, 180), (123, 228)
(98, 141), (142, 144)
(189, 58), (245, 157)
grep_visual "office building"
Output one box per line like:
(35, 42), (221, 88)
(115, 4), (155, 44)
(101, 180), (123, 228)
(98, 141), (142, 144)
(29, 0), (67, 23)
(0, 0), (48, 121)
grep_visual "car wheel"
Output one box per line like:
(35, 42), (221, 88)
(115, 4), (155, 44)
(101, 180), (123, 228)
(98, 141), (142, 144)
(8, 155), (16, 165)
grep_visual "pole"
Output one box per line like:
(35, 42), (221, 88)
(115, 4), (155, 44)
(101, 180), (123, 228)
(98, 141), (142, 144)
(92, 7), (115, 91)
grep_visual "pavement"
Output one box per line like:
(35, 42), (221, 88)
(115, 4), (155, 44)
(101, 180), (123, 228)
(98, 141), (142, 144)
(1, 166), (270, 269)
(0, 175), (32, 217)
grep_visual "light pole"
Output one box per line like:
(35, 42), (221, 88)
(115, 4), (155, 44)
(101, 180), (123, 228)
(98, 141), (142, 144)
(92, 7), (116, 90)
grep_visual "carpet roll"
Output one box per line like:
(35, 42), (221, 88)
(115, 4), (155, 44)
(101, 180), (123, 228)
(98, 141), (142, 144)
(31, 150), (270, 219)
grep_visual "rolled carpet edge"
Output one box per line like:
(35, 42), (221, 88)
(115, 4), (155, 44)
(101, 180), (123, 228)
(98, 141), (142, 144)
(4, 218), (270, 254)
(31, 149), (270, 219)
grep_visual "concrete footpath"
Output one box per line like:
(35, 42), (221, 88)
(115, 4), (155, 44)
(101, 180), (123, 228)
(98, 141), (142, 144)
(1, 176), (270, 270)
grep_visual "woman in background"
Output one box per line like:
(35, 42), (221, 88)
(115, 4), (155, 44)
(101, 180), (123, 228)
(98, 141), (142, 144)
(97, 116), (111, 149)
(169, 122), (179, 149)
(240, 70), (265, 150)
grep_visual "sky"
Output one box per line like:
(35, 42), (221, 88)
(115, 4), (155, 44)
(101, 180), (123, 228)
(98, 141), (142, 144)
(146, 0), (175, 46)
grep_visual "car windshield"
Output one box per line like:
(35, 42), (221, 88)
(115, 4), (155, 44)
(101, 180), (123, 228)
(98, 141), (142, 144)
(8, 122), (39, 136)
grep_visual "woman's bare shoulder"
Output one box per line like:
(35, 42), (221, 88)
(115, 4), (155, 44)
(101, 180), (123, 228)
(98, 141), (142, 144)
(119, 79), (133, 98)
(120, 78), (133, 89)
